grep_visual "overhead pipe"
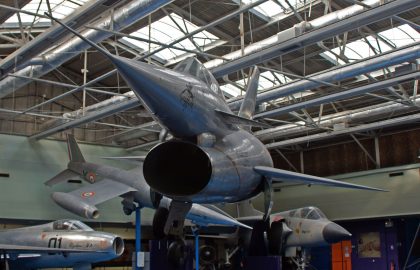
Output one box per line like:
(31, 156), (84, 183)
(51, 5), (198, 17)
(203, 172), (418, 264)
(205, 0), (382, 70)
(255, 71), (420, 119)
(40, 91), (137, 129)
(0, 0), (174, 98)
(25, 0), (418, 140)
(112, 122), (161, 144)
(210, 0), (419, 79)
(124, 79), (420, 149)
(0, 0), (116, 77)
(33, 41), (420, 141)
(255, 96), (420, 142)
(265, 112), (420, 149)
(30, 98), (139, 140)
(228, 43), (420, 110)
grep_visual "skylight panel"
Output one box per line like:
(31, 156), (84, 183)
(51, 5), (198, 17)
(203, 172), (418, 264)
(259, 71), (292, 89)
(220, 84), (243, 97)
(241, 0), (284, 17)
(241, 0), (309, 17)
(379, 24), (420, 47)
(219, 70), (292, 98)
(4, 0), (88, 25)
(320, 24), (419, 65)
(123, 13), (221, 62)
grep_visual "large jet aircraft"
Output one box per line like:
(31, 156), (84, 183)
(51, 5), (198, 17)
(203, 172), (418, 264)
(0, 219), (123, 270)
(47, 13), (384, 237)
(46, 134), (250, 235)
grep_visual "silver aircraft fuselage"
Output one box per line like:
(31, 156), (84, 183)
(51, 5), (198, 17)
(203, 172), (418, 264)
(67, 161), (248, 225)
(49, 17), (383, 217)
(112, 58), (273, 203)
(0, 219), (123, 269)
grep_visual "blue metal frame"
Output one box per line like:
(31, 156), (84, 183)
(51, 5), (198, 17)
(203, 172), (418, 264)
(135, 206), (142, 270)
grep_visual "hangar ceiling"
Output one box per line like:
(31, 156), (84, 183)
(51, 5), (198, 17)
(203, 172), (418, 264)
(0, 0), (419, 174)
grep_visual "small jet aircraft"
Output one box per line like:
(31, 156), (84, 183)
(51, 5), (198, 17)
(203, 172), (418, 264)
(0, 219), (123, 270)
(46, 134), (250, 236)
(212, 202), (351, 270)
(46, 13), (384, 238)
(236, 201), (351, 252)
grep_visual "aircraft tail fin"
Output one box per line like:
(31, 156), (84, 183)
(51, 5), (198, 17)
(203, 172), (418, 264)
(67, 134), (85, 162)
(238, 67), (260, 119)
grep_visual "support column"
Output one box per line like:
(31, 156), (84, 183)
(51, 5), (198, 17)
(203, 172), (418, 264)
(135, 206), (142, 270)
(192, 226), (200, 270)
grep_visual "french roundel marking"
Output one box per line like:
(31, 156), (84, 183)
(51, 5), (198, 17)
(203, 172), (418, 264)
(81, 191), (95, 198)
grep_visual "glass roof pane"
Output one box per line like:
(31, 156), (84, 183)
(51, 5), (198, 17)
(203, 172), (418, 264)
(379, 24), (420, 47)
(3, 0), (88, 25)
(241, 0), (308, 17)
(320, 24), (419, 65)
(254, 1), (284, 17)
(259, 71), (292, 88)
(220, 70), (292, 98)
(220, 84), (242, 97)
(123, 12), (221, 62)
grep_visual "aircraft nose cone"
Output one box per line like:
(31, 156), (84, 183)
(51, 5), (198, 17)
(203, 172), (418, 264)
(111, 57), (182, 119)
(323, 223), (352, 244)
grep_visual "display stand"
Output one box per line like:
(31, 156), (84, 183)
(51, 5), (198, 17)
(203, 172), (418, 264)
(192, 227), (200, 270)
(135, 206), (142, 270)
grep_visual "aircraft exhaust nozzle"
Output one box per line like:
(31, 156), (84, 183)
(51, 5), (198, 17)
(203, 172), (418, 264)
(113, 237), (125, 256)
(322, 223), (352, 244)
(144, 141), (212, 197)
(144, 140), (243, 200)
(52, 192), (100, 219)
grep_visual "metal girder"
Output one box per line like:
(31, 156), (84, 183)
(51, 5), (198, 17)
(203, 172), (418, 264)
(255, 95), (420, 142)
(0, 0), (175, 98)
(29, 99), (140, 140)
(265, 112), (420, 149)
(255, 71), (420, 119)
(350, 134), (378, 167)
(210, 0), (419, 78)
(0, 0), (112, 77)
(34, 41), (420, 141)
(131, 0), (269, 62)
(228, 42), (420, 110)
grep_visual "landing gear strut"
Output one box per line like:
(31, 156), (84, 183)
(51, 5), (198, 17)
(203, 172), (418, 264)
(290, 249), (311, 270)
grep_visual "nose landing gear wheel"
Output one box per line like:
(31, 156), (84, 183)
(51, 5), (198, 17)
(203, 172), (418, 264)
(168, 239), (188, 269)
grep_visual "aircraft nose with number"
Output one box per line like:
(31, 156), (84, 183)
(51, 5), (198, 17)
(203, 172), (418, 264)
(0, 219), (124, 270)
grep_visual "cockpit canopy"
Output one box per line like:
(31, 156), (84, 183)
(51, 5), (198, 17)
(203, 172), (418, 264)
(287, 207), (327, 220)
(52, 220), (93, 231)
(174, 57), (221, 95)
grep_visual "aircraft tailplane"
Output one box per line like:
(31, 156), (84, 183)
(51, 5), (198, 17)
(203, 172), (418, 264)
(45, 169), (79, 186)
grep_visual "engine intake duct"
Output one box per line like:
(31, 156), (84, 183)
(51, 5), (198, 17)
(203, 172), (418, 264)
(144, 141), (212, 196)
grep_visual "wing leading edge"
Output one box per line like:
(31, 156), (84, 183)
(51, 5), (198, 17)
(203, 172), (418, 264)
(254, 166), (387, 192)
